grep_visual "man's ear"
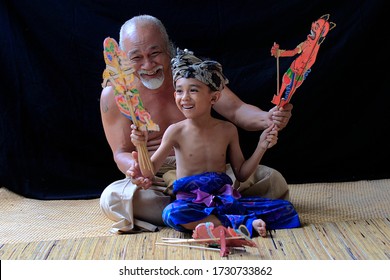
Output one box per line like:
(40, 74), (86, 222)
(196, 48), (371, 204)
(211, 91), (221, 104)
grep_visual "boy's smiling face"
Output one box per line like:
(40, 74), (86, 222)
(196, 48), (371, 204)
(174, 78), (218, 119)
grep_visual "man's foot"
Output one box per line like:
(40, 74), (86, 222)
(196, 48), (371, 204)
(253, 219), (267, 237)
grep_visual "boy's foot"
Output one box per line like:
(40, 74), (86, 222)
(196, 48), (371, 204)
(252, 219), (267, 237)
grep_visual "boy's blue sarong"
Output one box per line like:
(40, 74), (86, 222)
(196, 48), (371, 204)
(162, 172), (301, 237)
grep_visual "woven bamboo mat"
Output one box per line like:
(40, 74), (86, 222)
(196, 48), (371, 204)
(1, 179), (390, 250)
(289, 179), (390, 226)
(1, 218), (389, 260)
(0, 188), (113, 244)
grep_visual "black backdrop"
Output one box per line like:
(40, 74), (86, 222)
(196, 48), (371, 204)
(1, 0), (388, 199)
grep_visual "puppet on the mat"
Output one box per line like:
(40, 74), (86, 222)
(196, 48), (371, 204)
(157, 222), (257, 257)
(270, 14), (336, 107)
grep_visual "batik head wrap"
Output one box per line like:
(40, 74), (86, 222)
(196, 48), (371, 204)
(171, 48), (228, 91)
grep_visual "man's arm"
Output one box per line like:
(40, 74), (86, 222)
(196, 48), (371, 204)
(213, 86), (293, 131)
(100, 86), (136, 175)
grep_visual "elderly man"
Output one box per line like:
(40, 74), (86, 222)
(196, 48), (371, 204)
(100, 15), (293, 233)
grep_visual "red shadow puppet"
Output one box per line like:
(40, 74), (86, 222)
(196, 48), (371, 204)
(271, 14), (336, 107)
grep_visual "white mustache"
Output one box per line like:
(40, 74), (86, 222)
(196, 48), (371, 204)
(138, 65), (163, 76)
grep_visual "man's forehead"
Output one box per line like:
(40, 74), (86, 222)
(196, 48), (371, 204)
(123, 25), (165, 52)
(127, 44), (162, 55)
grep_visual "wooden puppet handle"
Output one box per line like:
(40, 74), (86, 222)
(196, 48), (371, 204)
(124, 95), (155, 177)
(136, 142), (155, 178)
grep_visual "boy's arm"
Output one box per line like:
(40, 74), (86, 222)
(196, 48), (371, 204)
(149, 125), (177, 175)
(229, 124), (277, 182)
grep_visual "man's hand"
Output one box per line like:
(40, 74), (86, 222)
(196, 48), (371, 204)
(269, 103), (293, 130)
(126, 151), (153, 189)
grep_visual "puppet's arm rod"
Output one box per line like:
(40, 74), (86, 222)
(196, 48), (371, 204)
(271, 42), (302, 58)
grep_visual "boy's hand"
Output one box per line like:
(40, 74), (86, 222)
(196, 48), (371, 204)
(260, 123), (278, 149)
(130, 124), (148, 146)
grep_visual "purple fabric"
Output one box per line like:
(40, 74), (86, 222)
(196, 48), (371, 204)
(176, 183), (241, 207)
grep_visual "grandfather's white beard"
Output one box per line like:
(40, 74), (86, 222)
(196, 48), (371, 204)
(138, 66), (165, 90)
(140, 75), (164, 90)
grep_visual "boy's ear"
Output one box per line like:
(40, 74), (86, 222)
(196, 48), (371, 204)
(211, 91), (221, 104)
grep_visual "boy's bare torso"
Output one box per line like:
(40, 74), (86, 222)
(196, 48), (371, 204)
(168, 118), (234, 179)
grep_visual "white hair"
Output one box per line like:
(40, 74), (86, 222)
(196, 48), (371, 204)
(119, 15), (175, 58)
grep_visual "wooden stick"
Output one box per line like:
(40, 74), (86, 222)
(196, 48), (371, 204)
(276, 48), (280, 97)
(156, 242), (247, 252)
(155, 242), (220, 252)
(160, 236), (245, 244)
(123, 92), (154, 175)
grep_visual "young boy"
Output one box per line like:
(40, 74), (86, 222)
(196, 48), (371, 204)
(130, 48), (300, 237)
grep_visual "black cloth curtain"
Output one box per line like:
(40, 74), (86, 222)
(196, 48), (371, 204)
(1, 0), (388, 199)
